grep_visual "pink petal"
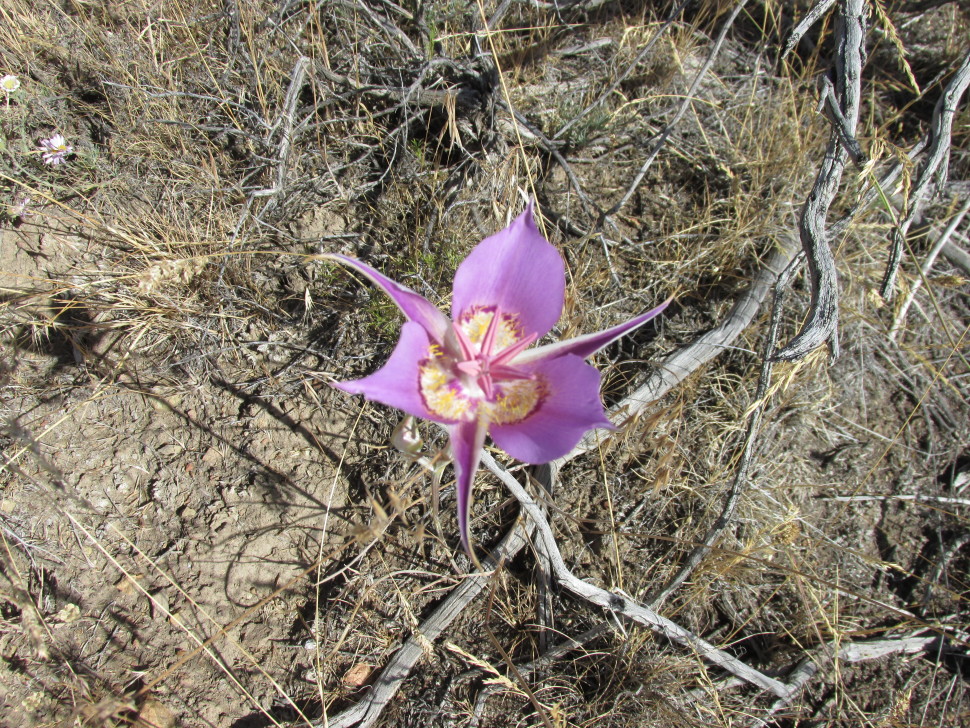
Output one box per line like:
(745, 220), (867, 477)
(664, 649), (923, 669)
(325, 254), (451, 343)
(451, 202), (565, 338)
(489, 355), (615, 464)
(516, 297), (672, 364)
(450, 418), (488, 555)
(333, 321), (438, 421)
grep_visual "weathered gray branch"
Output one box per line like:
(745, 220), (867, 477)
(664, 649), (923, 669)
(781, 0), (836, 59)
(773, 0), (865, 361)
(558, 238), (799, 466)
(481, 454), (792, 698)
(645, 251), (801, 608)
(880, 49), (970, 298)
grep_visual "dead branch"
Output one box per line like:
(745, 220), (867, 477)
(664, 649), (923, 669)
(820, 493), (970, 508)
(645, 251), (801, 608)
(558, 237), (799, 466)
(773, 0), (865, 361)
(481, 454), (793, 698)
(252, 56), (311, 212)
(781, 0), (836, 60)
(880, 49), (970, 298)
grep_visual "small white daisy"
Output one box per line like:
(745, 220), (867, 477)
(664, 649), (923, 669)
(0, 75), (20, 94)
(40, 134), (72, 165)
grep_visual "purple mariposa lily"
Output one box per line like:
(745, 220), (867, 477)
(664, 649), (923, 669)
(329, 202), (670, 553)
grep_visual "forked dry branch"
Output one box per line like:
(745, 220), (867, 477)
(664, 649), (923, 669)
(481, 455), (791, 699)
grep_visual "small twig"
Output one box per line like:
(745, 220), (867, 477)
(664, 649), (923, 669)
(253, 56), (311, 209)
(481, 453), (792, 698)
(773, 0), (865, 361)
(880, 49), (970, 298)
(818, 494), (970, 508)
(333, 0), (422, 59)
(218, 56), (310, 281)
(646, 249), (800, 608)
(781, 0), (836, 59)
(889, 197), (970, 340)
(605, 0), (749, 218)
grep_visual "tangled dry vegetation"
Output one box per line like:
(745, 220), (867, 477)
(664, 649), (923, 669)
(1, 1), (969, 726)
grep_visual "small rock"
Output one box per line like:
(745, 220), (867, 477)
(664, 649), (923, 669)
(55, 603), (81, 623)
(134, 698), (175, 728)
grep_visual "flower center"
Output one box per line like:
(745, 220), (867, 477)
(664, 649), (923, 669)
(452, 307), (537, 400)
(418, 307), (546, 424)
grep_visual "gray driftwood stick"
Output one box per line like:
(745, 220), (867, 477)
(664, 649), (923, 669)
(781, 0), (836, 59)
(481, 452), (792, 698)
(646, 251), (800, 608)
(773, 0), (865, 361)
(880, 49), (970, 298)
(557, 239), (799, 466)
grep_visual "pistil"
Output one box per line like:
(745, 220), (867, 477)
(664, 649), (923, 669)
(451, 309), (537, 400)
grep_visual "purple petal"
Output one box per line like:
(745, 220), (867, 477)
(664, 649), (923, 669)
(517, 297), (672, 364)
(333, 321), (439, 421)
(490, 355), (614, 464)
(325, 254), (450, 343)
(451, 202), (565, 338)
(450, 418), (488, 555)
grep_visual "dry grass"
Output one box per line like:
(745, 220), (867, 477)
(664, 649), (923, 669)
(1, 1), (969, 726)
